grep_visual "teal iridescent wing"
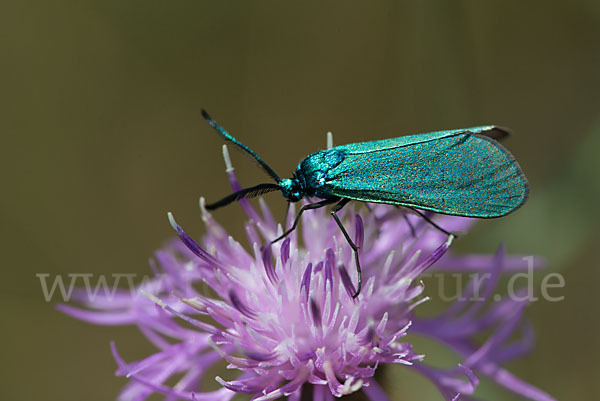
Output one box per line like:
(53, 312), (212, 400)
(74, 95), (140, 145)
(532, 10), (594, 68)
(321, 126), (528, 218)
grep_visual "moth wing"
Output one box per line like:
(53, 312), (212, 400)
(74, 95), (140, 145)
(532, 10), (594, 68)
(323, 130), (528, 218)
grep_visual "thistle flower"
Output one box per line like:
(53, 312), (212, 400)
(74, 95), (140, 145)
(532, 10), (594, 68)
(60, 145), (555, 401)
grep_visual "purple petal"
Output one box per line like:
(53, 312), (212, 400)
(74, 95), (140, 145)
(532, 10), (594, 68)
(216, 374), (277, 394)
(280, 238), (291, 266)
(262, 245), (278, 284)
(229, 289), (257, 320)
(226, 170), (262, 224)
(253, 373), (308, 401)
(436, 254), (545, 273)
(300, 263), (313, 302)
(326, 248), (335, 270)
(324, 259), (334, 293)
(355, 214), (364, 250)
(168, 213), (226, 270)
(339, 266), (357, 300)
(479, 367), (557, 401)
(310, 297), (322, 328)
(57, 305), (137, 325)
(412, 235), (454, 277)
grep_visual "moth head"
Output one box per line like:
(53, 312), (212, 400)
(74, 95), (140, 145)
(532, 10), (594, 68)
(280, 178), (303, 202)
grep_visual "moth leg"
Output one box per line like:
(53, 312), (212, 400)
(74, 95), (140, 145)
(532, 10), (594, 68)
(271, 198), (339, 245)
(402, 212), (417, 237)
(405, 206), (456, 237)
(330, 199), (362, 299)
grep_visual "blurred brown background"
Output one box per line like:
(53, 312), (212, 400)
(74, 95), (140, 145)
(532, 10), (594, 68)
(1, 1), (599, 400)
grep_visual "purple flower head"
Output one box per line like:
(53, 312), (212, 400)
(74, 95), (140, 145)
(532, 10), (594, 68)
(60, 145), (555, 401)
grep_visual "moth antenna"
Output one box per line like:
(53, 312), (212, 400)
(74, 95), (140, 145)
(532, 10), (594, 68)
(203, 109), (281, 183)
(205, 183), (281, 210)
